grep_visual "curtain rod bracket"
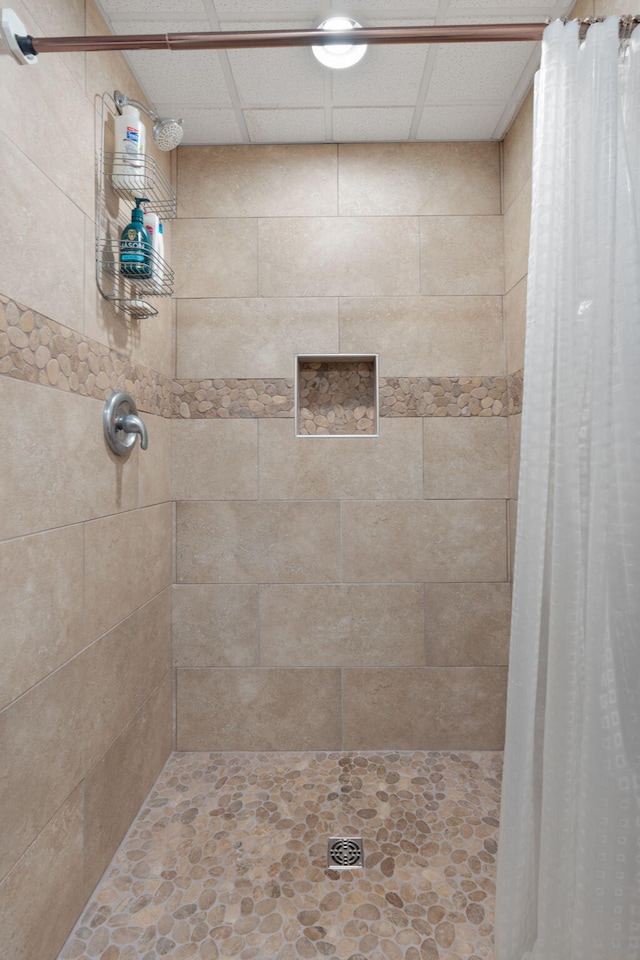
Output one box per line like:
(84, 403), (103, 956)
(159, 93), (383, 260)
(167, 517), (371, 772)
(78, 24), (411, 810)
(1, 8), (37, 64)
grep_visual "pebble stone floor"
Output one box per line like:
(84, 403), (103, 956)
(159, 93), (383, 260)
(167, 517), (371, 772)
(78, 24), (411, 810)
(58, 751), (503, 960)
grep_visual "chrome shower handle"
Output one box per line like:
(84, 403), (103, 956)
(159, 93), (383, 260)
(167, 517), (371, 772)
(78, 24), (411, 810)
(103, 391), (149, 456)
(116, 412), (148, 449)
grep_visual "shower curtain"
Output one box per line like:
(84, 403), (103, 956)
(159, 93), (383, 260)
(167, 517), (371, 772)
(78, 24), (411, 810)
(495, 17), (640, 960)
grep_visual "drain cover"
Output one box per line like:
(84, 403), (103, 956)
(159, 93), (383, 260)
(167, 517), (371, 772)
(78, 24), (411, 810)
(327, 837), (364, 869)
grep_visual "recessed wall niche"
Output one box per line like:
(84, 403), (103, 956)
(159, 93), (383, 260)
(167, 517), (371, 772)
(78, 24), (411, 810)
(295, 354), (379, 437)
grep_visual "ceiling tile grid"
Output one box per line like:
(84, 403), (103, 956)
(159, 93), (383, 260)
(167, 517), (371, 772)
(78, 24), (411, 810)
(96, 0), (574, 143)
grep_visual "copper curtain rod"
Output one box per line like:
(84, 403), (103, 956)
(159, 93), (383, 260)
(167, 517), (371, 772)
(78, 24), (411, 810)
(22, 18), (639, 56)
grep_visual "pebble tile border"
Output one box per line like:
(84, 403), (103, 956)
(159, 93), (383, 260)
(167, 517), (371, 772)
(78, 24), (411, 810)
(58, 750), (502, 960)
(0, 294), (174, 417)
(1, 295), (524, 420)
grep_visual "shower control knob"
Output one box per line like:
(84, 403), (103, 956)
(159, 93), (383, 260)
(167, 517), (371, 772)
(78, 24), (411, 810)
(103, 391), (149, 456)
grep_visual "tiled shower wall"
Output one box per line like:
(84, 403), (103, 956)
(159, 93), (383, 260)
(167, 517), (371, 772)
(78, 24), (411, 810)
(0, 2), (173, 958)
(172, 143), (512, 752)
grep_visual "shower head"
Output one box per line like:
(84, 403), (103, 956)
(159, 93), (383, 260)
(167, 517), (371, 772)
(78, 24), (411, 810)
(153, 117), (183, 151)
(114, 90), (183, 151)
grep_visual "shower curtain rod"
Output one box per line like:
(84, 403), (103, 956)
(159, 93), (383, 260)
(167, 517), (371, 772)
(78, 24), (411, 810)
(14, 17), (640, 57)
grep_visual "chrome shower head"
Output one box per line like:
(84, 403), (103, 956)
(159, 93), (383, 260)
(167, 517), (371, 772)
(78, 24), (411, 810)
(153, 117), (183, 151)
(114, 90), (183, 151)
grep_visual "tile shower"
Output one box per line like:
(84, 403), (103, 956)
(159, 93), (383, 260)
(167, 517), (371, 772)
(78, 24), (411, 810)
(0, 0), (540, 956)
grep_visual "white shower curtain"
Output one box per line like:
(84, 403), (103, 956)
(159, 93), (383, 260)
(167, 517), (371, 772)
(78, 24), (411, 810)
(495, 17), (640, 960)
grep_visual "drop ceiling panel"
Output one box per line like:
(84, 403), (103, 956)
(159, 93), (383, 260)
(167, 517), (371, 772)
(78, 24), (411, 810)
(95, 0), (576, 143)
(332, 107), (415, 141)
(331, 44), (429, 106)
(244, 108), (326, 141)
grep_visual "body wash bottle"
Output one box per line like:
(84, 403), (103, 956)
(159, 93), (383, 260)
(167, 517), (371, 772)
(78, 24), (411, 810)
(112, 105), (147, 192)
(120, 198), (151, 278)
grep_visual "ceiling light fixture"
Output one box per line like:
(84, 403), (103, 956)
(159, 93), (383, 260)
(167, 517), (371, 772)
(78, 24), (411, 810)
(311, 16), (367, 69)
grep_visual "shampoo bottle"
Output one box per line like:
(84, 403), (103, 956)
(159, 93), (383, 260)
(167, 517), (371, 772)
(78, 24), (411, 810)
(142, 210), (163, 291)
(112, 104), (147, 192)
(120, 198), (151, 278)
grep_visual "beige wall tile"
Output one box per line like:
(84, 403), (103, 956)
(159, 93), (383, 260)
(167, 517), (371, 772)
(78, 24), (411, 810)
(0, 591), (170, 881)
(178, 144), (338, 217)
(508, 498), (518, 582)
(508, 413), (522, 501)
(0, 525), (84, 711)
(502, 89), (534, 214)
(423, 417), (508, 500)
(343, 667), (508, 750)
(173, 584), (259, 667)
(339, 296), (504, 377)
(258, 419), (423, 501)
(504, 274), (527, 375)
(0, 786), (85, 960)
(176, 297), (339, 379)
(176, 668), (342, 750)
(176, 501), (340, 583)
(172, 419), (258, 500)
(84, 1), (149, 111)
(83, 674), (172, 893)
(0, 131), (85, 334)
(0, 48), (94, 220)
(593, 0), (626, 14)
(138, 414), (172, 508)
(425, 583), (511, 666)
(342, 500), (507, 583)
(420, 216), (504, 296)
(172, 219), (258, 299)
(338, 143), (501, 216)
(570, 0), (595, 14)
(0, 381), (137, 541)
(260, 584), (425, 667)
(84, 503), (172, 641)
(504, 177), (532, 294)
(258, 218), (420, 298)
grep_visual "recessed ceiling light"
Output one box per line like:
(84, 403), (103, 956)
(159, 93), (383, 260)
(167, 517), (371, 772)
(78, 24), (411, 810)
(312, 16), (367, 69)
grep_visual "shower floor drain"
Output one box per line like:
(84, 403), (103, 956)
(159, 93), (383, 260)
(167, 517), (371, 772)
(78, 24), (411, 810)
(327, 836), (364, 869)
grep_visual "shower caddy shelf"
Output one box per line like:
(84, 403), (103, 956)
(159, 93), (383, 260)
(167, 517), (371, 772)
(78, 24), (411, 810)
(96, 92), (177, 320)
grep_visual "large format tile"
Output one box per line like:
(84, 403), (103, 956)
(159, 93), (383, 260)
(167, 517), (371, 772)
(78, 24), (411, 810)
(343, 667), (508, 749)
(504, 275), (527, 375)
(0, 525), (84, 711)
(339, 296), (504, 377)
(420, 216), (504, 296)
(338, 142), (501, 216)
(173, 583), (259, 667)
(0, 380), (137, 540)
(502, 88), (534, 213)
(172, 419), (258, 500)
(176, 501), (340, 583)
(176, 668), (342, 750)
(83, 674), (172, 893)
(0, 131), (85, 334)
(137, 413), (172, 508)
(342, 500), (507, 583)
(503, 177), (532, 294)
(176, 297), (339, 379)
(178, 144), (338, 218)
(423, 417), (509, 499)
(258, 218), (420, 297)
(425, 582), (512, 666)
(0, 591), (170, 881)
(260, 583), (425, 666)
(84, 503), (172, 641)
(509, 413), (522, 501)
(0, 786), (84, 960)
(258, 419), (423, 501)
(0, 44), (94, 219)
(172, 219), (258, 298)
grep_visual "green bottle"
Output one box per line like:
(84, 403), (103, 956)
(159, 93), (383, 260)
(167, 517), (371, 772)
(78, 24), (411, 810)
(120, 197), (151, 277)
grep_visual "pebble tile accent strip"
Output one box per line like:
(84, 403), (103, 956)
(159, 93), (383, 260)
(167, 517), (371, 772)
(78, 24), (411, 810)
(172, 379), (295, 419)
(380, 378), (508, 419)
(1, 295), (523, 421)
(58, 750), (502, 960)
(298, 361), (376, 436)
(0, 294), (174, 417)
